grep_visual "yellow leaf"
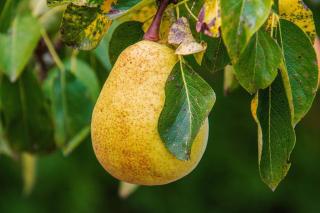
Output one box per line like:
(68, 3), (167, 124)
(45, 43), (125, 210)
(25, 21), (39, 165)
(118, 182), (139, 199)
(279, 0), (315, 38)
(22, 153), (37, 196)
(132, 4), (157, 23)
(101, 0), (117, 13)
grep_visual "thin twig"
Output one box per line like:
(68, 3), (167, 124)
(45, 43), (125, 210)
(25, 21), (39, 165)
(40, 29), (65, 72)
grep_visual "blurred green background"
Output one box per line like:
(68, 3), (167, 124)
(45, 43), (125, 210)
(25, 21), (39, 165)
(1, 73), (320, 213)
(1, 0), (320, 212)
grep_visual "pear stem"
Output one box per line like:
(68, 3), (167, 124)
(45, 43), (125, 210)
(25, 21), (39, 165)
(144, 0), (177, 41)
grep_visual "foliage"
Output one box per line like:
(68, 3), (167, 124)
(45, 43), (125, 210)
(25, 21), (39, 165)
(0, 0), (319, 193)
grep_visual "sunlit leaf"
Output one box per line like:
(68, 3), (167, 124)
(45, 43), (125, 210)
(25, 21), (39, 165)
(0, 14), (41, 81)
(196, 0), (221, 37)
(221, 0), (273, 62)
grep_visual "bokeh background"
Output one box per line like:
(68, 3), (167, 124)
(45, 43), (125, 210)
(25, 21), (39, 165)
(1, 73), (320, 213)
(1, 0), (320, 212)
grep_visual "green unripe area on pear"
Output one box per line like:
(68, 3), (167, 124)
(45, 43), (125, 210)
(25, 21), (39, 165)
(91, 40), (209, 185)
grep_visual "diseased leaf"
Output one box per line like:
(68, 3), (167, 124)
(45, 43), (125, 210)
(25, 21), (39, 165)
(158, 60), (215, 160)
(221, 0), (273, 62)
(168, 17), (207, 56)
(234, 29), (282, 94)
(196, 0), (221, 37)
(0, 70), (55, 153)
(47, 0), (104, 7)
(279, 0), (316, 39)
(277, 19), (318, 124)
(252, 75), (296, 191)
(61, 3), (112, 50)
(0, 14), (41, 81)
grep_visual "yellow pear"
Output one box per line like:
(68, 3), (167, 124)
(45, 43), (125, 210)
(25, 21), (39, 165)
(91, 40), (209, 185)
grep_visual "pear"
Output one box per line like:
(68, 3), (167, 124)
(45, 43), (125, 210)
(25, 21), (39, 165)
(91, 40), (209, 185)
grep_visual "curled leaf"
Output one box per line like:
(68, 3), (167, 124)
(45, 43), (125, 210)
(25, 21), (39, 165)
(176, 41), (207, 55)
(168, 17), (194, 45)
(169, 17), (207, 56)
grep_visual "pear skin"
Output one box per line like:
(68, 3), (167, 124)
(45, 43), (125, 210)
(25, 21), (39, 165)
(91, 40), (209, 185)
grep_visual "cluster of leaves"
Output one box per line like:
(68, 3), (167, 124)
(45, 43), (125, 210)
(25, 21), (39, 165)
(0, 0), (105, 161)
(0, 0), (319, 193)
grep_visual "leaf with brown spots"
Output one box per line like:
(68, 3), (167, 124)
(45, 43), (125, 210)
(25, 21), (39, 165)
(61, 3), (112, 50)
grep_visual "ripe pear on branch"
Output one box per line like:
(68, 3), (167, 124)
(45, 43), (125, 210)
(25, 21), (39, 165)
(91, 0), (209, 185)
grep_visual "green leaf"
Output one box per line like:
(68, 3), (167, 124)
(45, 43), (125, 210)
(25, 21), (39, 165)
(61, 3), (112, 50)
(62, 126), (90, 156)
(0, 0), (20, 32)
(234, 29), (282, 94)
(47, 0), (104, 7)
(64, 59), (100, 101)
(252, 75), (296, 191)
(0, 70), (56, 154)
(108, 21), (144, 65)
(220, 0), (273, 62)
(113, 0), (141, 10)
(0, 115), (13, 158)
(158, 59), (215, 160)
(107, 0), (153, 20)
(45, 60), (98, 148)
(199, 35), (230, 73)
(94, 35), (112, 71)
(0, 14), (41, 81)
(277, 19), (319, 125)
